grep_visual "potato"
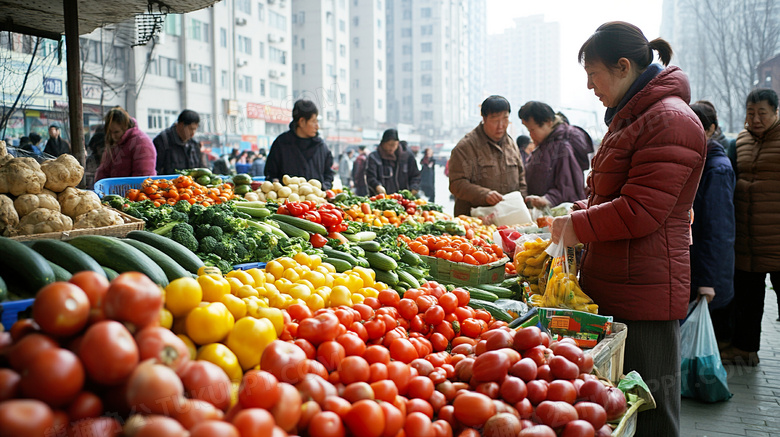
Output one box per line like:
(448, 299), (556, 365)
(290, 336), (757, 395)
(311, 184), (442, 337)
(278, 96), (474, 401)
(266, 191), (278, 200)
(257, 192), (266, 201)
(299, 185), (313, 196)
(287, 184), (299, 194)
(277, 197), (287, 204)
(282, 175), (292, 185)
(313, 188), (324, 197)
(278, 187), (292, 198)
(272, 182), (283, 192)
(305, 193), (320, 202)
(295, 177), (306, 185)
(308, 179), (322, 189)
(288, 193), (300, 202)
(244, 192), (259, 202)
(261, 181), (274, 193)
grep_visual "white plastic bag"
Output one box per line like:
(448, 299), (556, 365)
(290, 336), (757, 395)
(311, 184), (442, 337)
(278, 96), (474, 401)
(680, 299), (732, 402)
(470, 191), (533, 226)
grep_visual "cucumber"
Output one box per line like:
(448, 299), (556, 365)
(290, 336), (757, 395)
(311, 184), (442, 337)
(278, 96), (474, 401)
(123, 239), (191, 282)
(364, 251), (398, 271)
(392, 285), (406, 297)
(271, 214), (328, 235)
(0, 276), (7, 301)
(0, 237), (55, 293)
(67, 235), (169, 286)
(47, 261), (73, 281)
(234, 204), (271, 218)
(357, 241), (381, 252)
(126, 230), (204, 274)
(322, 247), (359, 267)
(355, 257), (371, 268)
(343, 231), (377, 242)
(466, 287), (499, 302)
(396, 270), (420, 288)
(400, 249), (422, 266)
(248, 220), (287, 239)
(322, 257), (352, 273)
(403, 266), (426, 280)
(30, 239), (105, 277)
(374, 269), (399, 286)
(273, 220), (310, 241)
(102, 266), (119, 281)
(233, 173), (253, 185)
(469, 299), (514, 323)
(475, 284), (515, 299)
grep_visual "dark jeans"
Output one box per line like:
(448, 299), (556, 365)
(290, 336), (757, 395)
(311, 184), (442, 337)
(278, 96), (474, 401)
(616, 319), (681, 437)
(420, 185), (435, 203)
(354, 185), (368, 197)
(731, 269), (780, 352)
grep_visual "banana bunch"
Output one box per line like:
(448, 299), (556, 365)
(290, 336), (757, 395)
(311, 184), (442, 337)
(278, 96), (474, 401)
(513, 238), (550, 294)
(539, 265), (599, 314)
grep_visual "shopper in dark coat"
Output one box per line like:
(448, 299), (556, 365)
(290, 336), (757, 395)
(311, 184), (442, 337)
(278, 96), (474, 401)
(84, 126), (105, 189)
(419, 148), (436, 202)
(153, 110), (202, 175)
(366, 129), (421, 196)
(265, 100), (335, 189)
(352, 146), (369, 196)
(44, 125), (70, 157)
(688, 101), (735, 343)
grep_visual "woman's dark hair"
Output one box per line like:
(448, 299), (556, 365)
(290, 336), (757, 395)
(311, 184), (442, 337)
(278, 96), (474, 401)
(516, 135), (531, 149)
(518, 101), (555, 125)
(29, 133), (41, 145)
(480, 95), (511, 117)
(292, 99), (319, 124)
(746, 88), (779, 112)
(578, 21), (673, 69)
(381, 129), (399, 144)
(178, 109), (200, 126)
(690, 102), (718, 131)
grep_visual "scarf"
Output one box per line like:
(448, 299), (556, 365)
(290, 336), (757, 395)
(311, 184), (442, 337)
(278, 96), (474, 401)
(604, 63), (663, 127)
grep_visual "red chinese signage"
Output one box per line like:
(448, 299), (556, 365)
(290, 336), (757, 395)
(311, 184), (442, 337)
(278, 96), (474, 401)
(246, 103), (292, 124)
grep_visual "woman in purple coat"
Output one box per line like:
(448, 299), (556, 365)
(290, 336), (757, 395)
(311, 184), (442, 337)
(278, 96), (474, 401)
(95, 107), (157, 182)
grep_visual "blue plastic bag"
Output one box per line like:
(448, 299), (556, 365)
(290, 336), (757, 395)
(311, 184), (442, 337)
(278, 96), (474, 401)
(680, 299), (732, 402)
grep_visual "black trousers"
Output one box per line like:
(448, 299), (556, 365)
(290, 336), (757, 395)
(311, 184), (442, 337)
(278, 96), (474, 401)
(731, 269), (780, 352)
(615, 319), (681, 437)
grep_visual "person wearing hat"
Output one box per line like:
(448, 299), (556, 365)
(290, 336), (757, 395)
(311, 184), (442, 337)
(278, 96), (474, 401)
(365, 129), (421, 196)
(44, 124), (71, 157)
(265, 99), (335, 189)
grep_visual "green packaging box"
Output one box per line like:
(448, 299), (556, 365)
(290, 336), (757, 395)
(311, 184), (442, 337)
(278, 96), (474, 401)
(537, 307), (613, 348)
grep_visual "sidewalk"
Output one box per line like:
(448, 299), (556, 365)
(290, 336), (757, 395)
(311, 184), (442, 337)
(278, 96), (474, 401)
(680, 286), (780, 436)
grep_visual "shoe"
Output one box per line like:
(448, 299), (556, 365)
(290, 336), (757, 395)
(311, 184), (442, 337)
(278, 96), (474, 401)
(720, 347), (760, 367)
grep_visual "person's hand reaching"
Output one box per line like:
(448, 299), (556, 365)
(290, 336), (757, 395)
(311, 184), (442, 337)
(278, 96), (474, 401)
(550, 216), (580, 247)
(486, 190), (503, 205)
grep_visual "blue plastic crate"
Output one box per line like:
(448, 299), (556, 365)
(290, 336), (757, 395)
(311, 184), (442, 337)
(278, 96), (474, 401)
(232, 262), (267, 271)
(93, 175), (265, 198)
(1, 298), (35, 331)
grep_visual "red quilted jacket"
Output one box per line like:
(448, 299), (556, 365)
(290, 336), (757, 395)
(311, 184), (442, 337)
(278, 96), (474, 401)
(570, 67), (706, 321)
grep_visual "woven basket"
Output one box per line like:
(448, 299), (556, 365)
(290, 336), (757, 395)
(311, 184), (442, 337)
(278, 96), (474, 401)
(11, 207), (145, 241)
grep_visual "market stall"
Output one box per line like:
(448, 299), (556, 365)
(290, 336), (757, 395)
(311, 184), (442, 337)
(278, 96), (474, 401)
(0, 154), (650, 436)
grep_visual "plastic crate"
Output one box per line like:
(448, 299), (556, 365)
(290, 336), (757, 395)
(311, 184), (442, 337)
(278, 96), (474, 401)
(0, 298), (35, 331)
(233, 262), (267, 271)
(93, 175), (266, 198)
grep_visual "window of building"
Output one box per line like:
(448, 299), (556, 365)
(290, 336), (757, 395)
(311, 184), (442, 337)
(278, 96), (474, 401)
(354, 79), (359, 88)
(340, 93), (347, 104)
(402, 96), (412, 105)
(161, 57), (178, 78)
(257, 2), (265, 20)
(353, 37), (359, 48)
(148, 109), (162, 130)
(270, 83), (287, 99)
(340, 68), (346, 79)
(402, 45), (411, 55)
(190, 64), (212, 85)
(189, 19), (209, 42)
(378, 99), (383, 109)
(421, 60), (432, 71)
(421, 74), (432, 86)
(422, 94), (432, 104)
(269, 10), (287, 30)
(221, 70), (228, 88)
(401, 28), (411, 37)
(355, 99), (361, 109)
(422, 111), (433, 120)
(377, 19), (381, 28)
(301, 64), (306, 75)
(238, 75), (253, 93)
(326, 38), (334, 53)
(353, 16), (359, 26)
(326, 11), (333, 25)
(402, 79), (412, 89)
(377, 79), (382, 89)
(326, 64), (334, 77)
(402, 62), (412, 71)
(220, 28), (227, 47)
(260, 78), (266, 96)
(339, 44), (346, 57)
(297, 12), (305, 24)
(340, 19), (346, 32)
(238, 35), (252, 55)
(421, 25), (433, 35)
(148, 58), (160, 75)
(258, 41), (265, 58)
(377, 59), (382, 71)
(403, 9), (411, 19)
(377, 39), (382, 49)
(421, 7), (431, 18)
(377, 0), (382, 10)
(236, 0), (251, 14)
(164, 15), (182, 36)
(300, 38), (305, 49)
(421, 42), (432, 53)
(269, 47), (286, 64)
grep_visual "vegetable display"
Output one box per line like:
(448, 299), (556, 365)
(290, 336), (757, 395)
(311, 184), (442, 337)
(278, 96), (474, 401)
(124, 175), (236, 207)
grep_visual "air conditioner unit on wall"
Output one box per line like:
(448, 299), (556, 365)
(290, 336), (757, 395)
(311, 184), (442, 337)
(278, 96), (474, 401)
(237, 58), (248, 68)
(236, 17), (247, 26)
(269, 70), (279, 78)
(267, 0), (275, 4)
(268, 34), (278, 43)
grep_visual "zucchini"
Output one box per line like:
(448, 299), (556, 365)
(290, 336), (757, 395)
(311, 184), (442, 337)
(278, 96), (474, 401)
(343, 231), (377, 242)
(466, 287), (499, 302)
(403, 266), (426, 280)
(0, 276), (7, 302)
(475, 284), (515, 299)
(126, 231), (204, 274)
(67, 235), (168, 286)
(247, 220), (287, 239)
(30, 239), (105, 277)
(374, 269), (399, 286)
(364, 251), (398, 271)
(357, 241), (381, 252)
(322, 247), (359, 267)
(400, 249), (422, 267)
(271, 214), (328, 235)
(233, 173), (253, 185)
(355, 257), (371, 269)
(469, 299), (514, 323)
(123, 239), (191, 282)
(0, 237), (55, 292)
(396, 270), (420, 288)
(234, 204), (271, 218)
(102, 266), (119, 281)
(392, 285), (406, 297)
(47, 261), (73, 281)
(322, 257), (352, 273)
(273, 220), (310, 241)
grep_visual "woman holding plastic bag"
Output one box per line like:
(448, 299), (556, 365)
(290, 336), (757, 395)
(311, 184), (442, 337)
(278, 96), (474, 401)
(550, 22), (706, 437)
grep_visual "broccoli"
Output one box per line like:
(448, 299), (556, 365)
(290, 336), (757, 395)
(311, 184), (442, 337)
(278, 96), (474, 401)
(208, 226), (224, 240)
(198, 236), (218, 254)
(171, 223), (198, 253)
(203, 254), (233, 275)
(170, 210), (189, 223)
(195, 224), (211, 240)
(174, 200), (192, 214)
(214, 241), (234, 260)
(233, 242), (249, 262)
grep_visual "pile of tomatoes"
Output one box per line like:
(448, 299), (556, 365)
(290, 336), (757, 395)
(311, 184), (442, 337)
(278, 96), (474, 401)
(125, 176), (236, 207)
(403, 235), (506, 266)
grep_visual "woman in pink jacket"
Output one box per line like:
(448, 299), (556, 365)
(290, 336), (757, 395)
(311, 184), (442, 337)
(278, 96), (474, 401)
(95, 107), (157, 182)
(551, 22), (706, 437)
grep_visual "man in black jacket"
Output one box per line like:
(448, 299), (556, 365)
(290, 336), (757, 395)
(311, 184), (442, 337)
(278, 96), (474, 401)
(153, 110), (203, 175)
(265, 100), (334, 189)
(44, 125), (70, 157)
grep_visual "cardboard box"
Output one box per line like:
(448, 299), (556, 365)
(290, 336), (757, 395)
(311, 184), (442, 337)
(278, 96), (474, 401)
(432, 257), (508, 286)
(537, 307), (613, 348)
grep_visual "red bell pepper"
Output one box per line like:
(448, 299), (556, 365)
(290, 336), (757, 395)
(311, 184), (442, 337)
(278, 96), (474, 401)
(310, 233), (329, 248)
(286, 201), (307, 217)
(320, 210), (342, 228)
(276, 205), (290, 215)
(303, 210), (321, 224)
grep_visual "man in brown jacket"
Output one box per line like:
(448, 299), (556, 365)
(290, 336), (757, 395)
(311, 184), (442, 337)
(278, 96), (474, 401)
(448, 95), (527, 217)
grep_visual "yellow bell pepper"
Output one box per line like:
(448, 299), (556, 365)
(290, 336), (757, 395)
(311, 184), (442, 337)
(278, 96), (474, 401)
(221, 293), (247, 320)
(245, 268), (266, 287)
(351, 293), (365, 304)
(165, 277), (203, 317)
(330, 285), (352, 307)
(198, 274), (231, 302)
(177, 334), (197, 359)
(236, 284), (259, 299)
(307, 293), (325, 311)
(226, 317), (277, 370)
(159, 308), (173, 329)
(254, 307), (284, 336)
(265, 260), (284, 280)
(227, 270), (255, 286)
(288, 283), (312, 301)
(226, 277), (245, 295)
(197, 343), (243, 382)
(186, 302), (235, 345)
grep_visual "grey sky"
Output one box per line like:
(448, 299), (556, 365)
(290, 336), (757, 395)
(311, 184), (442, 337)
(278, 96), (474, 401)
(486, 0), (664, 135)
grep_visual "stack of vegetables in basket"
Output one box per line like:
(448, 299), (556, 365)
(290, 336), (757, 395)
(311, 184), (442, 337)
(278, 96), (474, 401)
(0, 143), (123, 236)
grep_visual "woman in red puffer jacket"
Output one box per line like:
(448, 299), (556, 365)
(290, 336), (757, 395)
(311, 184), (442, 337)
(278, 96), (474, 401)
(95, 107), (156, 182)
(551, 22), (706, 437)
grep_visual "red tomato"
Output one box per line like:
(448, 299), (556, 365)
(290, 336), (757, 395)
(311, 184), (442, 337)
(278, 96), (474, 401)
(369, 362), (388, 382)
(513, 327), (543, 351)
(536, 364), (553, 382)
(349, 321), (369, 342)
(410, 358), (435, 377)
(190, 420), (240, 437)
(8, 333), (57, 372)
(547, 380), (577, 404)
(69, 271), (110, 323)
(410, 315), (430, 335)
(298, 313), (340, 345)
(0, 369), (20, 402)
(416, 295), (438, 313)
(69, 416), (123, 437)
(364, 345), (391, 365)
(135, 326), (190, 373)
(67, 391), (103, 421)
(232, 408), (276, 437)
(126, 361), (184, 415)
(485, 330), (515, 351)
(437, 293), (459, 314)
(476, 381), (500, 399)
(424, 305), (445, 325)
(460, 318), (484, 338)
(80, 321), (139, 386)
(322, 396), (352, 418)
(453, 391), (496, 428)
(32, 282), (90, 337)
(472, 350), (511, 383)
(474, 309), (492, 323)
(336, 333), (366, 357)
(406, 398), (434, 419)
(364, 319), (387, 340)
(287, 303), (313, 321)
(560, 420), (596, 437)
(261, 341), (308, 384)
(380, 313), (398, 331)
(523, 345), (548, 367)
(238, 370), (281, 409)
(432, 419), (453, 437)
(379, 289), (401, 307)
(499, 375), (528, 404)
(170, 398), (224, 430)
(451, 343), (473, 356)
(409, 337), (432, 357)
(534, 401), (578, 430)
(102, 272), (163, 331)
(574, 402), (607, 430)
(317, 341), (346, 373)
(509, 357), (538, 382)
(295, 338), (317, 359)
(404, 411), (434, 437)
(483, 412), (522, 437)
(343, 381), (376, 403)
(518, 425), (557, 437)
(338, 356), (370, 384)
(407, 376), (434, 400)
(398, 298), (419, 320)
(549, 356), (580, 380)
(515, 398), (534, 420)
(353, 303), (375, 321)
(526, 380), (549, 406)
(380, 401), (404, 437)
(387, 361), (412, 395)
(389, 338), (418, 363)
(270, 383), (302, 432)
(309, 411), (346, 437)
(181, 360), (233, 411)
(382, 326), (407, 348)
(344, 399), (385, 437)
